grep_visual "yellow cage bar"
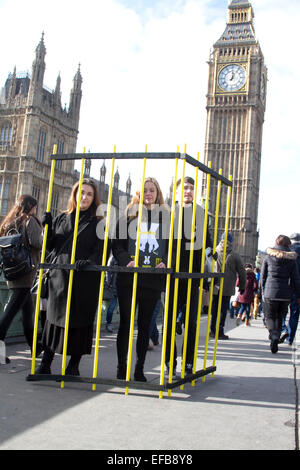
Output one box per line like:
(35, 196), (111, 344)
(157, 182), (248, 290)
(60, 151), (86, 389)
(30, 145), (57, 375)
(125, 146), (147, 395)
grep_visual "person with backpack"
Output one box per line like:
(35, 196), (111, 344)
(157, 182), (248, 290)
(0, 195), (43, 363)
(37, 178), (106, 376)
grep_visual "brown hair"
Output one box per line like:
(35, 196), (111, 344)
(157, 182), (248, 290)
(126, 177), (166, 220)
(0, 194), (40, 236)
(176, 176), (194, 188)
(275, 234), (291, 248)
(65, 178), (101, 218)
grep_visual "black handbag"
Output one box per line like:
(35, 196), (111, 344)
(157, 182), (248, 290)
(0, 228), (34, 281)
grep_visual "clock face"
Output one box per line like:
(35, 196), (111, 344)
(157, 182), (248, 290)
(218, 64), (247, 92)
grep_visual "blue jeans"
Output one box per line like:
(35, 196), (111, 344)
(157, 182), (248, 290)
(106, 296), (118, 325)
(149, 299), (162, 343)
(288, 295), (299, 344)
(238, 303), (251, 320)
(229, 301), (238, 318)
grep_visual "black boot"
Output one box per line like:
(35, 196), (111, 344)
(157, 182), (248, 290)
(117, 363), (127, 380)
(37, 348), (54, 374)
(134, 362), (147, 382)
(66, 355), (81, 376)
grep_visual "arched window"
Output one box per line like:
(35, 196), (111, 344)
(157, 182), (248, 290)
(0, 121), (12, 147)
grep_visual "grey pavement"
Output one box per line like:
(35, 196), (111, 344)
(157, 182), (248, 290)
(0, 314), (299, 451)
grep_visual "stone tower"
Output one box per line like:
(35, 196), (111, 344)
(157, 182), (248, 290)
(0, 34), (81, 218)
(202, 0), (267, 262)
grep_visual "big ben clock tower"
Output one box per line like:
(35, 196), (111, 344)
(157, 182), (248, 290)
(202, 0), (267, 262)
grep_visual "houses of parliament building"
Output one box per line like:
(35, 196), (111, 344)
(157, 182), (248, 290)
(0, 33), (131, 222)
(0, 0), (266, 263)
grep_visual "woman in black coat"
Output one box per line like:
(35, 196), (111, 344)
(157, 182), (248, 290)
(38, 178), (105, 375)
(112, 177), (169, 382)
(261, 234), (300, 353)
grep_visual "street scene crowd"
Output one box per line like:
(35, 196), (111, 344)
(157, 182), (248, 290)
(0, 176), (299, 380)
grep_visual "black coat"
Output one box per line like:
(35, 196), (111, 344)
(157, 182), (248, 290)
(261, 245), (300, 300)
(46, 210), (105, 328)
(172, 204), (213, 273)
(112, 207), (169, 293)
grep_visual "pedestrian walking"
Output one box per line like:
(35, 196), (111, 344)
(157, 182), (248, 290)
(279, 233), (300, 345)
(0, 195), (43, 363)
(37, 178), (106, 375)
(210, 233), (246, 340)
(236, 264), (258, 326)
(261, 234), (300, 354)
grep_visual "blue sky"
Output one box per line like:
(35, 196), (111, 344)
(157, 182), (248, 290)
(0, 0), (300, 252)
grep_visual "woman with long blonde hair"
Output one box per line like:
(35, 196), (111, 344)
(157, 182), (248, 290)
(112, 177), (169, 381)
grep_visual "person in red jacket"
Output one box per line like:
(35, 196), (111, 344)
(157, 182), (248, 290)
(236, 264), (258, 326)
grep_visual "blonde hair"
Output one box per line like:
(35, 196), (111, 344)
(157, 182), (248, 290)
(126, 177), (166, 220)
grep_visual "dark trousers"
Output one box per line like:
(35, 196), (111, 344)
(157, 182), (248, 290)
(0, 288), (34, 348)
(264, 298), (290, 341)
(288, 294), (300, 344)
(210, 293), (231, 334)
(117, 286), (160, 367)
(165, 279), (200, 368)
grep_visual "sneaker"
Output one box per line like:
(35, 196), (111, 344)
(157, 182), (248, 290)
(279, 332), (289, 344)
(236, 315), (241, 326)
(106, 324), (113, 333)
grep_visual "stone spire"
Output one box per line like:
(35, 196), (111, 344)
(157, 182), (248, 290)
(126, 173), (132, 195)
(100, 160), (106, 183)
(69, 63), (82, 125)
(27, 32), (46, 106)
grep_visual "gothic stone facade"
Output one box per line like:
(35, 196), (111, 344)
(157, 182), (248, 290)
(202, 0), (267, 263)
(0, 34), (81, 219)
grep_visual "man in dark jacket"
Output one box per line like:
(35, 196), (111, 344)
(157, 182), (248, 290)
(165, 177), (213, 378)
(210, 233), (246, 339)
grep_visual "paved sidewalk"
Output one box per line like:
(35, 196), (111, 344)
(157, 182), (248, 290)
(0, 315), (299, 450)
